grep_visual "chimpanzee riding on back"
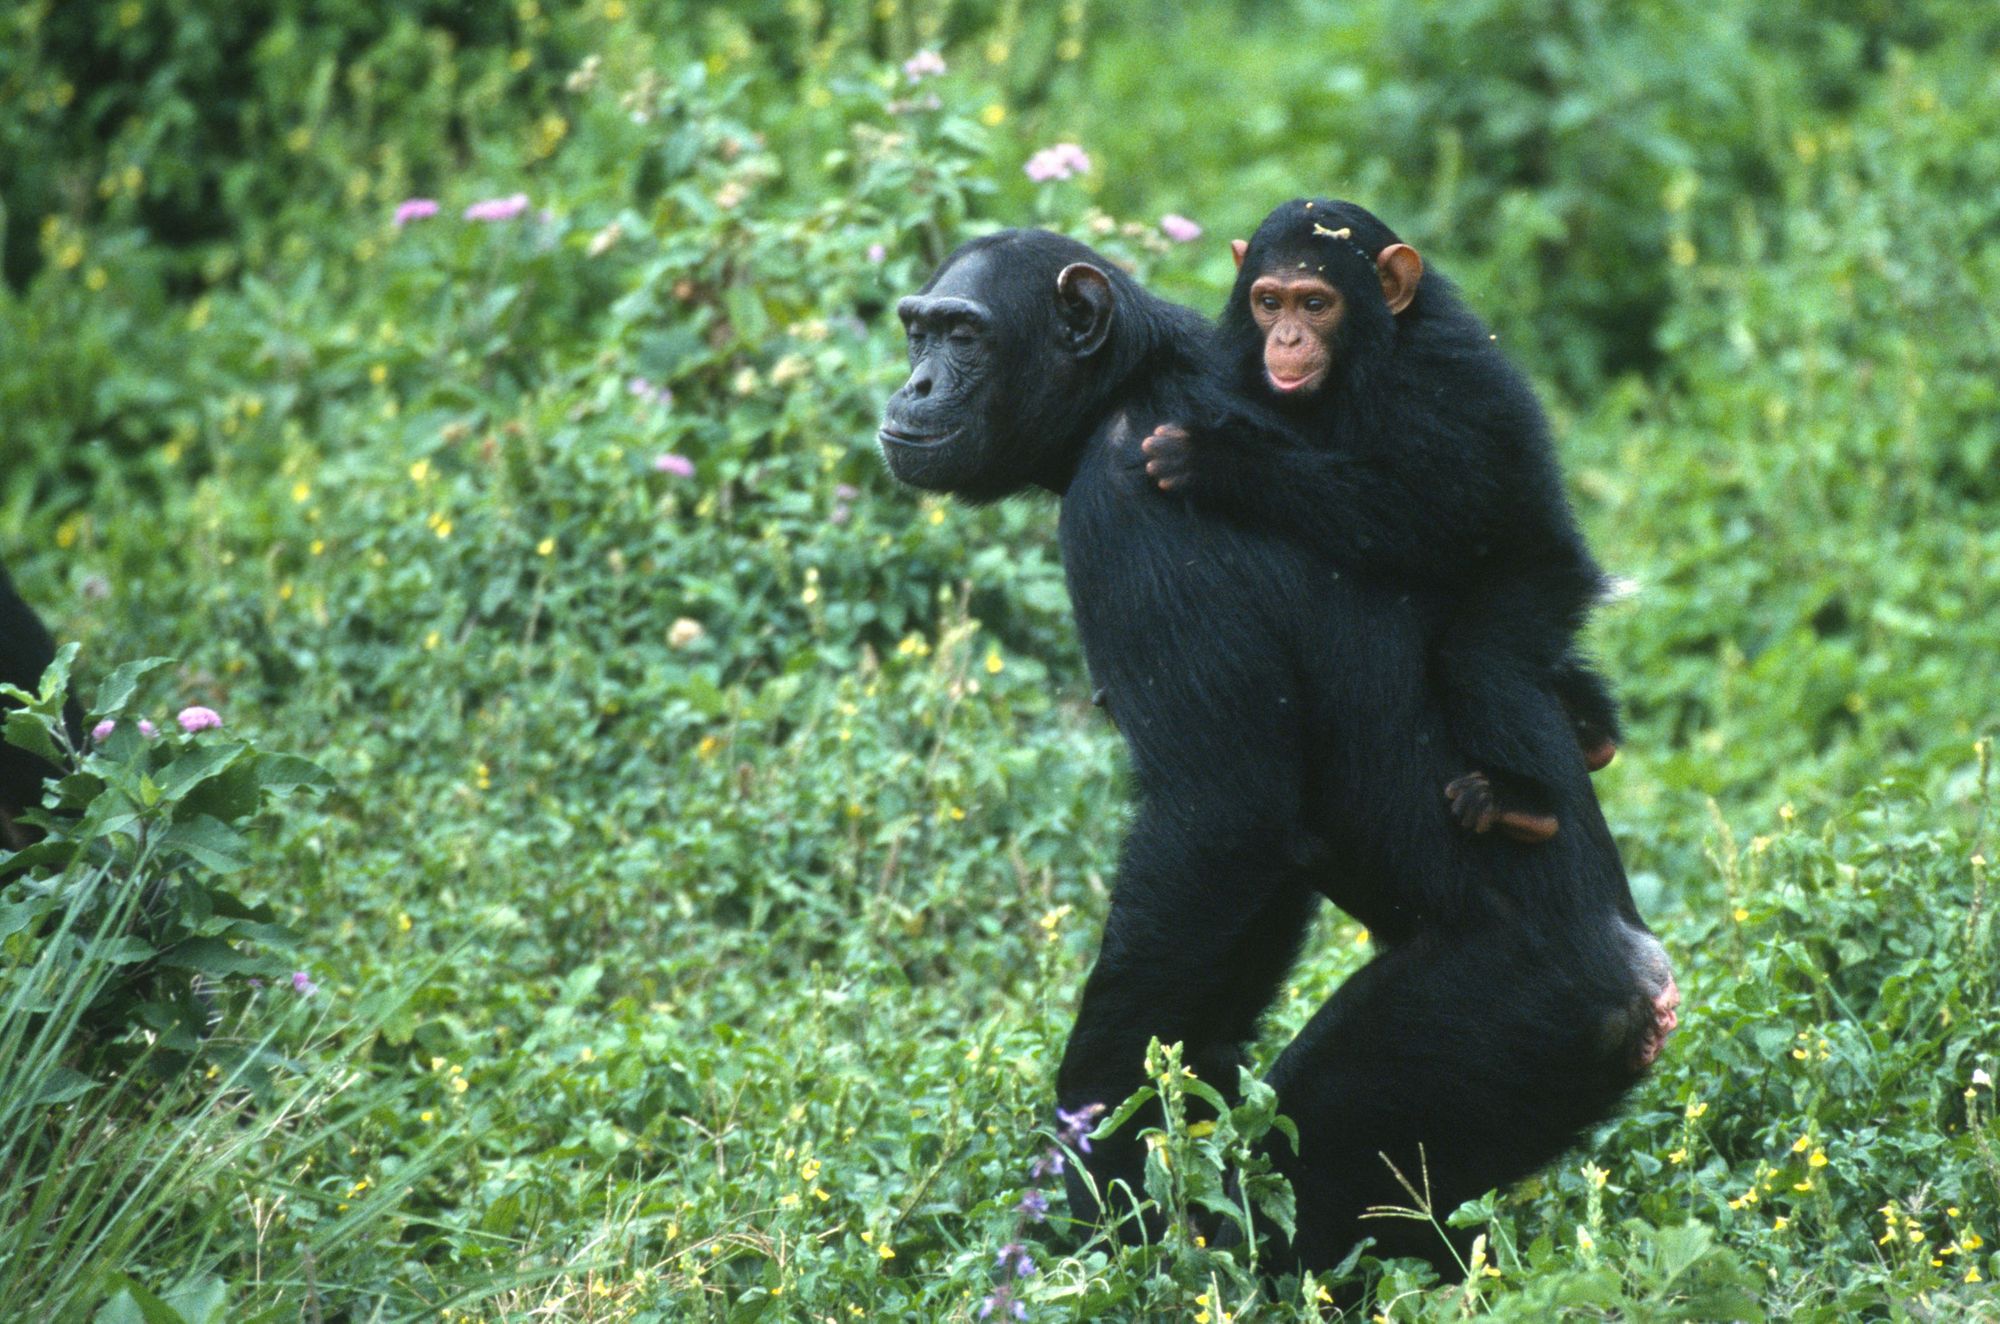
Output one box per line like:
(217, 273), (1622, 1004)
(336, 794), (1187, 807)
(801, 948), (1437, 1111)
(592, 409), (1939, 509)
(1140, 198), (1623, 843)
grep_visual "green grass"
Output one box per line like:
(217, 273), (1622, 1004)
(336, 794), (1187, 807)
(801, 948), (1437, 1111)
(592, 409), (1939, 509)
(2, 2), (1998, 1318)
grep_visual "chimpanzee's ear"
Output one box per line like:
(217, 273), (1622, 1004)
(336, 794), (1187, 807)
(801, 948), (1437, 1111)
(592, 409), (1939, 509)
(1055, 263), (1115, 356)
(1230, 239), (1248, 271)
(1377, 243), (1424, 315)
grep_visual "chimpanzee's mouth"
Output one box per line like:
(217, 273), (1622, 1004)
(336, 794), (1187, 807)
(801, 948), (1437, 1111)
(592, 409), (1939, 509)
(877, 425), (953, 450)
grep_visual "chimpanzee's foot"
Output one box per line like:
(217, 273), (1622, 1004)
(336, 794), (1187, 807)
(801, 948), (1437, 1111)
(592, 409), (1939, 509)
(1444, 772), (1559, 843)
(1140, 424), (1193, 492)
(1632, 969), (1680, 1070)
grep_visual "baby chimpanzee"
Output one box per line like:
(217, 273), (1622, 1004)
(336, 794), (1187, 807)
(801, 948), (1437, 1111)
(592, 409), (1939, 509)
(1142, 199), (1621, 841)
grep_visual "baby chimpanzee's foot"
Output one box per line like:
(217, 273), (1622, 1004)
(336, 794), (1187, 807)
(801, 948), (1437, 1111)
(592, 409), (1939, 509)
(1444, 772), (1559, 843)
(1140, 423), (1193, 492)
(1579, 729), (1618, 772)
(1632, 969), (1681, 1070)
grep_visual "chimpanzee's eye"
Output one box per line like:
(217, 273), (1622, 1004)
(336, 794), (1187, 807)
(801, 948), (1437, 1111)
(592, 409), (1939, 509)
(1305, 297), (1327, 314)
(1259, 295), (1280, 312)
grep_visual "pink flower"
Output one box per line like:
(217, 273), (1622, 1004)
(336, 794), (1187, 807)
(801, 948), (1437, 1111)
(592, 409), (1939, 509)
(137, 719), (157, 738)
(1024, 143), (1091, 183)
(91, 719), (116, 742)
(393, 198), (440, 227)
(653, 453), (695, 478)
(903, 50), (947, 83)
(291, 970), (318, 997)
(177, 705), (223, 734)
(1160, 213), (1202, 243)
(463, 193), (530, 222)
(867, 242), (887, 264)
(627, 376), (671, 407)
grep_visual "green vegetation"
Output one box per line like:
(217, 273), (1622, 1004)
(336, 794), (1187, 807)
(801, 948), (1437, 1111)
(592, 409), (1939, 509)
(3, 1), (1997, 1318)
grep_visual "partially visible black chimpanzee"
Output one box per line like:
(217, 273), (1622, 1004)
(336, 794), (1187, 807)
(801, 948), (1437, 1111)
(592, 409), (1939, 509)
(877, 229), (1678, 1276)
(1141, 199), (1622, 844)
(0, 559), (83, 849)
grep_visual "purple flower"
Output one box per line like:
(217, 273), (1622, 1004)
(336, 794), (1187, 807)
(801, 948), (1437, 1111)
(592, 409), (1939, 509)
(177, 705), (223, 734)
(978, 1289), (1027, 1321)
(1017, 1189), (1049, 1221)
(1160, 214), (1202, 243)
(627, 376), (671, 407)
(463, 193), (530, 222)
(1056, 1102), (1104, 1153)
(995, 1242), (1036, 1278)
(291, 971), (318, 997)
(653, 453), (695, 478)
(393, 198), (440, 227)
(1024, 143), (1091, 183)
(829, 504), (851, 525)
(903, 50), (947, 83)
(91, 719), (116, 742)
(137, 719), (158, 738)
(836, 484), (859, 501)
(1029, 1148), (1064, 1180)
(867, 242), (887, 264)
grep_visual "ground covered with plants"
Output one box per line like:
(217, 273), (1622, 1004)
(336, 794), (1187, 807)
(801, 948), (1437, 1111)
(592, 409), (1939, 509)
(2, 2), (1997, 1319)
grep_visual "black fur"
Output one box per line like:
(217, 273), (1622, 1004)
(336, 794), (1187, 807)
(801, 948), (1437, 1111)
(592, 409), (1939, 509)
(0, 559), (83, 848)
(1156, 199), (1622, 821)
(879, 229), (1672, 1278)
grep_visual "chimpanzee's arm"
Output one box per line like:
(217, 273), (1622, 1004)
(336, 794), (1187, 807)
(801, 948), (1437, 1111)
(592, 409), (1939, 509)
(1138, 418), (1482, 586)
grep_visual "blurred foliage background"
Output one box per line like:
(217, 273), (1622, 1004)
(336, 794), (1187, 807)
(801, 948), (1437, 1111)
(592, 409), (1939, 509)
(1, 0), (1997, 1319)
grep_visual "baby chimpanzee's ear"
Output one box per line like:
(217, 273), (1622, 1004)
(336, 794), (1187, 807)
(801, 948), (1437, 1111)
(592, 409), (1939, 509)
(1230, 239), (1248, 271)
(1376, 243), (1424, 315)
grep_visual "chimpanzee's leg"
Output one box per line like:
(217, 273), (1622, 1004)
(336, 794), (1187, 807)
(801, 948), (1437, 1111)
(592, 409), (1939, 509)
(1056, 800), (1321, 1227)
(1264, 913), (1661, 1276)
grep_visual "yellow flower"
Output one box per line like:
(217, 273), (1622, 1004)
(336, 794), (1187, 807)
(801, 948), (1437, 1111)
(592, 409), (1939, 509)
(1686, 1100), (1709, 1120)
(292, 482), (312, 503)
(370, 363), (388, 385)
(1733, 906), (1749, 922)
(1963, 1231), (1985, 1250)
(697, 735), (721, 760)
(537, 538), (555, 556)
(397, 912), (412, 932)
(877, 1243), (894, 1260)
(451, 1076), (469, 1093)
(419, 1110), (434, 1123)
(985, 649), (1004, 674)
(981, 103), (1007, 127)
(1792, 1134), (1810, 1153)
(1774, 1216), (1789, 1230)
(1808, 1148), (1828, 1168)
(1667, 1148), (1688, 1164)
(928, 506), (945, 525)
(435, 519), (453, 539)
(410, 459), (430, 483)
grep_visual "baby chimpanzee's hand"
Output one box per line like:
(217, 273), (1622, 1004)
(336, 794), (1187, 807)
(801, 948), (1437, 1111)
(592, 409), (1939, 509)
(1141, 423), (1195, 492)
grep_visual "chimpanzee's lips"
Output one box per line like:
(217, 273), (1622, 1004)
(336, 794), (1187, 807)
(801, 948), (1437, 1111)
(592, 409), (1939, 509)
(877, 424), (952, 449)
(1267, 371), (1318, 394)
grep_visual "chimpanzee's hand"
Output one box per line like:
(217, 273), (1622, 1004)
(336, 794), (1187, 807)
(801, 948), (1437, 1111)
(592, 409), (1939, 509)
(1141, 423), (1196, 493)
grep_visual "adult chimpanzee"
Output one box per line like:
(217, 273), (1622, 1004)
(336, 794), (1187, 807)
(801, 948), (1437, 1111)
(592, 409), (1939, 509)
(877, 229), (1678, 1276)
(0, 559), (83, 849)
(1141, 199), (1621, 844)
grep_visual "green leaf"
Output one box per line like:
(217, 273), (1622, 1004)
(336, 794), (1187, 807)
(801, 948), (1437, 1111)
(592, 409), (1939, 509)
(160, 814), (252, 872)
(93, 657), (173, 716)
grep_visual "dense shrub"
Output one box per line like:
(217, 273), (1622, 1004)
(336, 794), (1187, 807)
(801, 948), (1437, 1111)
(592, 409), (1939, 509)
(1, 0), (1996, 1317)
